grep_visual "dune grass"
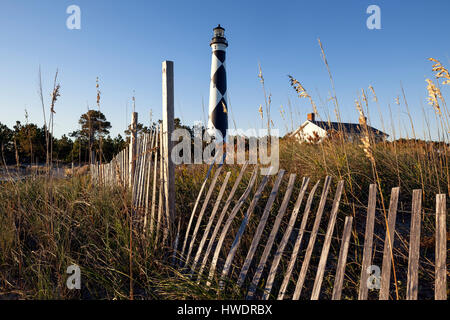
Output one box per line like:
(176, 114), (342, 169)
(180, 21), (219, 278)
(0, 52), (448, 300)
(0, 175), (237, 299)
(0, 131), (447, 300)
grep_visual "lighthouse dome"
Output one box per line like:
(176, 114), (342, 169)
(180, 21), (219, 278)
(210, 24), (228, 47)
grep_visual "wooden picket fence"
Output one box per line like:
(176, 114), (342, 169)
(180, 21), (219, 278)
(174, 165), (447, 300)
(90, 123), (175, 243)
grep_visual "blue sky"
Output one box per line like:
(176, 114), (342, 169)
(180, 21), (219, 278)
(0, 0), (449, 139)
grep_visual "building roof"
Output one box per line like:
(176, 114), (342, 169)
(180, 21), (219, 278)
(310, 120), (388, 136)
(290, 120), (388, 138)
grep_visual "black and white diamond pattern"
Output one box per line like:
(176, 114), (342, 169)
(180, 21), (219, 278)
(208, 48), (228, 140)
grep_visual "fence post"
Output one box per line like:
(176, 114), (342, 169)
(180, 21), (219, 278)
(435, 194), (447, 300)
(358, 184), (377, 300)
(162, 60), (176, 240)
(406, 189), (422, 300)
(129, 112), (138, 189)
(379, 187), (400, 300)
(332, 215), (353, 300)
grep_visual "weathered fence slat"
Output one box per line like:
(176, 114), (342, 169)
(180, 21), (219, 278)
(140, 133), (151, 207)
(123, 147), (126, 185)
(246, 174), (297, 299)
(277, 180), (320, 300)
(133, 135), (142, 204)
(311, 180), (344, 300)
(136, 136), (145, 204)
(435, 194), (447, 300)
(358, 184), (377, 300)
(135, 134), (144, 208)
(125, 145), (129, 188)
(220, 173), (271, 284)
(332, 215), (353, 300)
(131, 134), (143, 207)
(142, 134), (149, 203)
(262, 177), (311, 300)
(123, 147), (128, 187)
(143, 129), (156, 231)
(129, 112), (137, 188)
(192, 171), (232, 271)
(292, 176), (332, 300)
(141, 134), (150, 206)
(406, 189), (422, 300)
(237, 170), (285, 287)
(136, 134), (148, 209)
(119, 148), (122, 186)
(196, 162), (249, 278)
(379, 187), (400, 300)
(181, 166), (211, 256)
(161, 128), (171, 245)
(119, 149), (123, 186)
(138, 135), (146, 205)
(207, 167), (258, 286)
(185, 166), (224, 265)
(149, 125), (160, 237)
(156, 127), (166, 245)
(172, 218), (181, 265)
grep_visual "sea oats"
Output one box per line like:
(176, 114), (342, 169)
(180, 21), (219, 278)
(96, 77), (101, 107)
(258, 104), (263, 119)
(258, 64), (264, 84)
(50, 84), (60, 114)
(288, 76), (310, 98)
(279, 105), (286, 121)
(425, 78), (442, 115)
(355, 100), (365, 124)
(361, 135), (374, 163)
(362, 89), (368, 106)
(288, 75), (318, 114)
(354, 100), (374, 162)
(429, 58), (450, 85)
(368, 85), (378, 103)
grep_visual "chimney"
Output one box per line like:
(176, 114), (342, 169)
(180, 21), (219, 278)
(307, 113), (315, 121)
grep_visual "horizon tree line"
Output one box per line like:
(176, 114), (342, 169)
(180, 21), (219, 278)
(0, 109), (195, 167)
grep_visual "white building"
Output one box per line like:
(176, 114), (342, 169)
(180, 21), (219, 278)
(289, 113), (388, 143)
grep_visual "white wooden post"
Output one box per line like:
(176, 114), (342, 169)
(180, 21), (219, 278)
(162, 61), (176, 239)
(435, 194), (447, 300)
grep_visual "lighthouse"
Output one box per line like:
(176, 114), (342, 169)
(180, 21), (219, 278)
(208, 25), (228, 141)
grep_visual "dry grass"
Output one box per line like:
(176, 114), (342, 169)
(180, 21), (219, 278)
(0, 50), (448, 300)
